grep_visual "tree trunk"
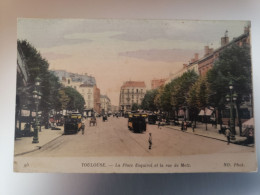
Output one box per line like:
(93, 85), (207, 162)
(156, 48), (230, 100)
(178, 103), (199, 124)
(235, 103), (242, 136)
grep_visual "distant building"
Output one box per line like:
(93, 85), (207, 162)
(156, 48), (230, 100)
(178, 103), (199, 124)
(53, 70), (100, 113)
(100, 95), (111, 114)
(111, 105), (119, 114)
(151, 78), (167, 89)
(93, 86), (101, 114)
(166, 53), (199, 84)
(119, 81), (146, 112)
(79, 83), (95, 110)
(52, 70), (96, 85)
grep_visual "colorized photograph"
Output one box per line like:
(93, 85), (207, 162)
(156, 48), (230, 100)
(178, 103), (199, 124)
(14, 19), (256, 173)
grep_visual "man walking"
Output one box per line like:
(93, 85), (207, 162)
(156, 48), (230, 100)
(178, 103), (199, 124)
(225, 128), (231, 145)
(148, 133), (152, 150)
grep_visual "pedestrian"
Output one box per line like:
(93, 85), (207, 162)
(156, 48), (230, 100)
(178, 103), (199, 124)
(81, 119), (85, 135)
(248, 128), (254, 144)
(225, 128), (231, 145)
(192, 122), (195, 132)
(148, 133), (152, 150)
(82, 124), (85, 135)
(181, 121), (184, 131)
(158, 121), (161, 129)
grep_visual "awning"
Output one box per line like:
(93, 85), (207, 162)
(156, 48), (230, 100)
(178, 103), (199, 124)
(242, 118), (254, 128)
(21, 110), (36, 117)
(198, 107), (214, 116)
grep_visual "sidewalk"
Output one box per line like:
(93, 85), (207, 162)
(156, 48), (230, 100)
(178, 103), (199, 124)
(166, 122), (250, 146)
(14, 126), (64, 156)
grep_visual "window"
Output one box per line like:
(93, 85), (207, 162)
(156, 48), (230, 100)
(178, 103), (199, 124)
(68, 79), (70, 84)
(136, 89), (138, 93)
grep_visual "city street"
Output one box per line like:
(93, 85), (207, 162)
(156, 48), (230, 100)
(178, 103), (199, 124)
(22, 117), (254, 157)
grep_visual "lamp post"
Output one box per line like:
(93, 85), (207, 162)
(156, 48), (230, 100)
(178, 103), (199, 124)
(32, 77), (41, 144)
(225, 80), (237, 139)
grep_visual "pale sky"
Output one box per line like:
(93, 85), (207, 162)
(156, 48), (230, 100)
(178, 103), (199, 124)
(17, 19), (250, 105)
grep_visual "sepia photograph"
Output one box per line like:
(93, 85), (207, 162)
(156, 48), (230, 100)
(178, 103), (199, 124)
(14, 19), (256, 173)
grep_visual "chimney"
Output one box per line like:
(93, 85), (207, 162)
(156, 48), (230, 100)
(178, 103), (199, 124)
(204, 46), (209, 56)
(221, 30), (229, 47)
(194, 53), (199, 61)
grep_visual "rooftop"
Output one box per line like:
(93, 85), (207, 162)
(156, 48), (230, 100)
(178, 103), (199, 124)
(121, 81), (146, 88)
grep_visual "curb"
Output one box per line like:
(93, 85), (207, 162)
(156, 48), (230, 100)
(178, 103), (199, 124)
(165, 126), (253, 147)
(14, 133), (63, 156)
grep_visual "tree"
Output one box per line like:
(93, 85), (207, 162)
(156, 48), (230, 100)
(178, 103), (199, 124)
(18, 40), (50, 127)
(58, 89), (70, 111)
(17, 40), (64, 125)
(186, 82), (199, 123)
(187, 76), (210, 129)
(131, 103), (140, 111)
(171, 70), (199, 120)
(196, 76), (210, 130)
(207, 45), (252, 133)
(141, 89), (158, 111)
(64, 87), (85, 113)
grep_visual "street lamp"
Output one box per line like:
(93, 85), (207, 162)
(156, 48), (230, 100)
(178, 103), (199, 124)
(225, 80), (238, 139)
(32, 77), (41, 144)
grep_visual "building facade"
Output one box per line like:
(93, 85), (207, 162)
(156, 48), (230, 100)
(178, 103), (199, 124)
(100, 95), (111, 115)
(79, 83), (95, 110)
(54, 71), (101, 113)
(119, 81), (146, 112)
(93, 86), (101, 114)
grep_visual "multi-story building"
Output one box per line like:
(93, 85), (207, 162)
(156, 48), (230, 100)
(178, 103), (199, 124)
(79, 83), (95, 110)
(100, 95), (111, 115)
(53, 70), (101, 114)
(119, 81), (146, 112)
(166, 26), (250, 84)
(93, 86), (101, 114)
(198, 27), (250, 76)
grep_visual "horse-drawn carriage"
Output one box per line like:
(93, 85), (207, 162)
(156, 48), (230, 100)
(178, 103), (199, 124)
(102, 115), (108, 122)
(89, 117), (97, 126)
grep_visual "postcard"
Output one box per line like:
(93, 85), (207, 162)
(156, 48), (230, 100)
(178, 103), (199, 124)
(14, 19), (257, 173)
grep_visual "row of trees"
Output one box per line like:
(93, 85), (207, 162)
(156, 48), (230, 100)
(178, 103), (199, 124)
(140, 45), (252, 130)
(17, 40), (85, 126)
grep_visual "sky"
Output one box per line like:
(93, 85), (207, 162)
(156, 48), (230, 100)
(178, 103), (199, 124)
(17, 19), (250, 105)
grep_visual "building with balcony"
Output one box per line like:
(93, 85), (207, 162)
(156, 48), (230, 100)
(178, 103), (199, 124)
(119, 81), (146, 112)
